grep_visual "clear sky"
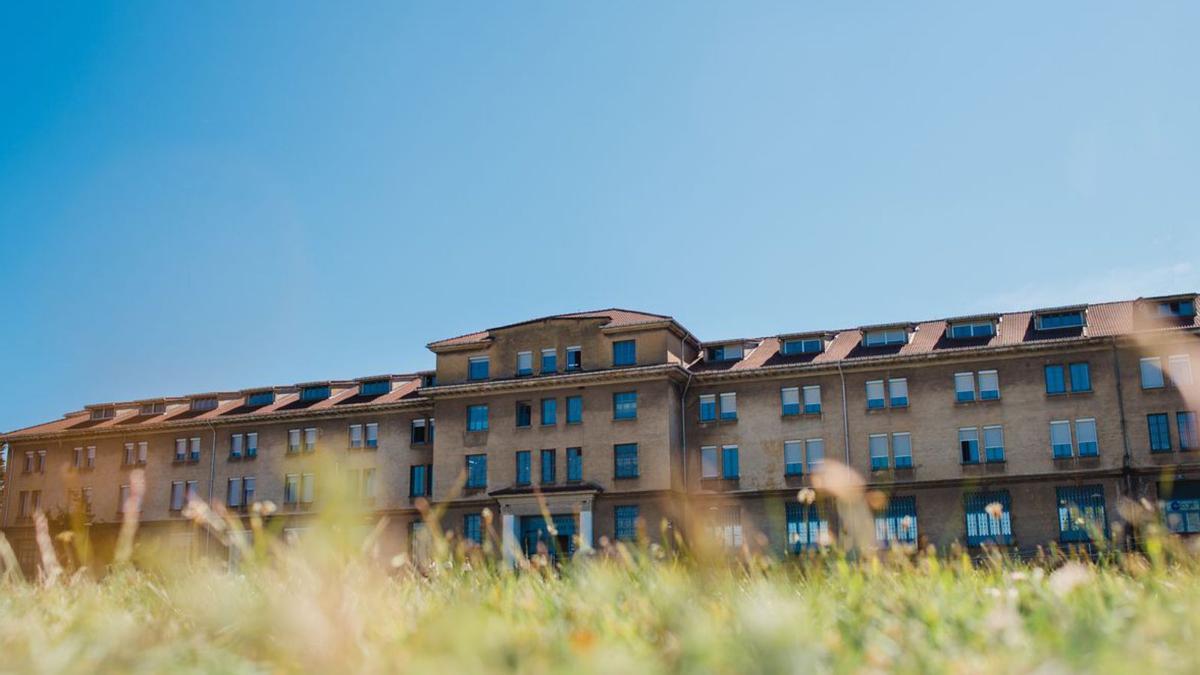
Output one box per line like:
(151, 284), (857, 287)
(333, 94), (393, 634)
(1, 2), (1198, 432)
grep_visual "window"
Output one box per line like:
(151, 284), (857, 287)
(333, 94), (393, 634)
(1051, 421), (1074, 458)
(228, 477), (243, 508)
(803, 385), (822, 414)
(949, 321), (995, 339)
(541, 398), (557, 426)
(892, 433), (912, 468)
(365, 423), (378, 449)
(1141, 357), (1165, 389)
(566, 447), (582, 481)
(244, 476), (256, 506)
(978, 371), (1000, 400)
(86, 446), (96, 467)
(1179, 412), (1199, 451)
(807, 439), (825, 472)
(246, 390), (275, 406)
(231, 433), (244, 458)
(541, 348), (557, 374)
(959, 428), (980, 464)
(515, 401), (532, 428)
(875, 496), (918, 546)
(866, 381), (885, 409)
(467, 405), (489, 432)
(615, 506), (639, 541)
(468, 356), (489, 381)
(1148, 414), (1172, 452)
(983, 426), (1005, 463)
(782, 338), (824, 355)
(1045, 365), (1067, 394)
(466, 454), (488, 489)
(869, 434), (889, 470)
(614, 443), (639, 478)
(613, 392), (638, 420)
(707, 344), (743, 362)
(1158, 299), (1196, 318)
(888, 379), (908, 407)
(1169, 355), (1193, 387)
(955, 372), (976, 403)
(170, 481), (186, 511)
(964, 491), (1013, 546)
(191, 397), (218, 411)
(541, 449), (556, 484)
(699, 394), (717, 422)
(140, 401), (165, 415)
(303, 428), (317, 452)
(72, 447), (83, 469)
(516, 351), (533, 376)
(711, 506), (743, 548)
(612, 340), (636, 366)
(173, 439), (186, 462)
(566, 346), (582, 371)
(516, 451), (532, 485)
(566, 396), (583, 424)
(359, 379), (389, 396)
(349, 424), (364, 449)
(464, 513), (483, 544)
(409, 465), (431, 497)
(411, 418), (430, 444)
(718, 392), (737, 420)
(288, 429), (301, 453)
(1076, 419), (1098, 457)
(863, 328), (908, 347)
(700, 446), (719, 479)
(90, 406), (115, 420)
(1057, 485), (1107, 543)
(119, 485), (131, 513)
(786, 502), (828, 552)
(781, 387), (800, 416)
(1036, 310), (1084, 330)
(300, 473), (315, 504)
(1160, 481), (1200, 534)
(189, 438), (201, 462)
(300, 386), (330, 402)
(23, 451), (34, 473)
(280, 474), (298, 503)
(1069, 362), (1091, 392)
(784, 440), (804, 476)
(722, 445), (739, 479)
(422, 373), (437, 387)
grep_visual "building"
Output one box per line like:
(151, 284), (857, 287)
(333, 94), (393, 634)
(2, 296), (1199, 571)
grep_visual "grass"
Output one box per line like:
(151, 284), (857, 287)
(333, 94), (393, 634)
(4, 475), (1200, 674)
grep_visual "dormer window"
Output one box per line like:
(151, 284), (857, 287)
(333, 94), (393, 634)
(246, 391), (275, 407)
(190, 397), (218, 412)
(781, 338), (824, 355)
(707, 344), (744, 362)
(300, 386), (331, 402)
(421, 373), (437, 388)
(863, 328), (908, 347)
(89, 406), (115, 421)
(359, 379), (390, 396)
(139, 402), (166, 416)
(1158, 298), (1196, 318)
(1035, 310), (1085, 331)
(948, 321), (996, 339)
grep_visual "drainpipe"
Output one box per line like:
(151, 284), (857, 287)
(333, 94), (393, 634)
(678, 338), (694, 545)
(205, 420), (218, 557)
(837, 362), (851, 465)
(1109, 337), (1135, 550)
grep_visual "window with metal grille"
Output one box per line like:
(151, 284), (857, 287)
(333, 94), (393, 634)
(964, 491), (1012, 546)
(1057, 485), (1106, 543)
(614, 443), (639, 478)
(875, 495), (918, 546)
(613, 392), (637, 420)
(615, 505), (639, 541)
(711, 506), (743, 548)
(786, 502), (828, 553)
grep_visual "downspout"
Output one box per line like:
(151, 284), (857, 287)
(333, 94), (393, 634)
(1109, 337), (1135, 550)
(678, 333), (693, 544)
(205, 420), (218, 557)
(837, 362), (851, 465)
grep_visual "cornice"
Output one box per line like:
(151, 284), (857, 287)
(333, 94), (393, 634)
(419, 364), (691, 398)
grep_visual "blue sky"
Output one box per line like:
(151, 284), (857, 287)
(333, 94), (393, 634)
(1, 2), (1198, 431)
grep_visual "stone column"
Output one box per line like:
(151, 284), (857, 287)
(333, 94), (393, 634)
(502, 510), (517, 567)
(578, 501), (594, 553)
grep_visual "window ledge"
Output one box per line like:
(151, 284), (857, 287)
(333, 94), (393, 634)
(613, 475), (640, 481)
(612, 417), (638, 423)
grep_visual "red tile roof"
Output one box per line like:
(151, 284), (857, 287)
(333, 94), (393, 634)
(427, 308), (683, 348)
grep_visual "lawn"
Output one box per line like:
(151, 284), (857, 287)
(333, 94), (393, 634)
(3, 496), (1200, 674)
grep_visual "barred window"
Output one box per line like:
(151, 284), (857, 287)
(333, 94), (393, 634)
(786, 502), (828, 553)
(964, 491), (1012, 546)
(1057, 485), (1106, 543)
(874, 495), (918, 546)
(615, 505), (639, 541)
